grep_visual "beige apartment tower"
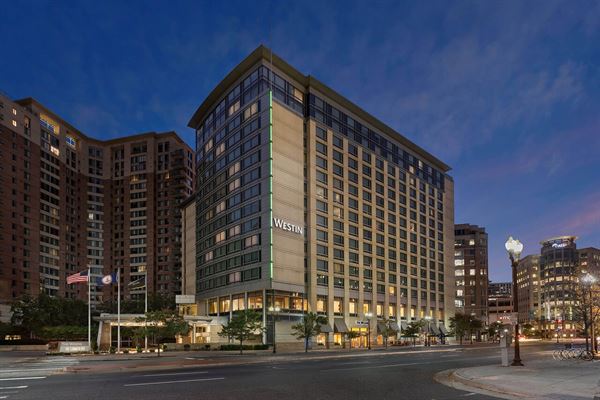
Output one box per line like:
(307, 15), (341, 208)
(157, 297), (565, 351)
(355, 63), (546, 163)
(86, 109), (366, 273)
(183, 46), (455, 348)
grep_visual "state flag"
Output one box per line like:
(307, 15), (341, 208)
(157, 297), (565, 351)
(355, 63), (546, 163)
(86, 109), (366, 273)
(97, 272), (117, 286)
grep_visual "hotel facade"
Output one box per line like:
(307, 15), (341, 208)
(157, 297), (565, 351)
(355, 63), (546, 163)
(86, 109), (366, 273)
(182, 46), (455, 348)
(0, 93), (194, 317)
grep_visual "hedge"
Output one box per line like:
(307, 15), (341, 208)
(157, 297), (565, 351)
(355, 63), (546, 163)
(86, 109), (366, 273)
(219, 344), (268, 351)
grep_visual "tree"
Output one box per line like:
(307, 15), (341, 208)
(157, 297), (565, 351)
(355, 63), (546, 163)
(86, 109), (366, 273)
(218, 310), (264, 355)
(468, 317), (483, 344)
(449, 313), (471, 345)
(487, 321), (504, 342)
(11, 294), (88, 338)
(346, 331), (361, 349)
(380, 318), (397, 349)
(402, 320), (425, 346)
(291, 312), (328, 353)
(135, 311), (189, 357)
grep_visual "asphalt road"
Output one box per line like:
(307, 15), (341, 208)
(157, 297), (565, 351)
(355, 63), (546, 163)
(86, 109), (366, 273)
(0, 343), (555, 400)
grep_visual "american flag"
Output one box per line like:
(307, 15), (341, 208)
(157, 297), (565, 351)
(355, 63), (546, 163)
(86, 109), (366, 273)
(67, 270), (89, 285)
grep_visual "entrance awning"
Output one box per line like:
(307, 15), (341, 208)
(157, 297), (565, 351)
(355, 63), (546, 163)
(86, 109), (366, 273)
(400, 321), (409, 331)
(377, 322), (387, 334)
(390, 322), (400, 332)
(439, 325), (449, 336)
(428, 325), (437, 335)
(334, 319), (349, 333)
(319, 323), (333, 333)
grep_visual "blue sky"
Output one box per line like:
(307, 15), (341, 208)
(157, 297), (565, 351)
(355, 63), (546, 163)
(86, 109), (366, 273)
(2, 0), (599, 281)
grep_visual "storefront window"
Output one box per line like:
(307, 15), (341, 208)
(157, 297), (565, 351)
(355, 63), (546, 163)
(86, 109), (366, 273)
(333, 297), (343, 315)
(317, 296), (327, 313)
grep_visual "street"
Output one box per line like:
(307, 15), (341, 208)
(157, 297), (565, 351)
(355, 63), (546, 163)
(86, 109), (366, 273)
(0, 343), (557, 400)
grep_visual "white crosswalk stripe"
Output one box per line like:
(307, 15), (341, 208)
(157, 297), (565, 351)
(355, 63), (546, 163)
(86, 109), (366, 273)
(0, 356), (78, 398)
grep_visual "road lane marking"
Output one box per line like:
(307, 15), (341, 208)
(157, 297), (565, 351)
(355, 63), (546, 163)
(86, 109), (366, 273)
(142, 371), (209, 377)
(124, 377), (224, 387)
(0, 377), (46, 381)
(322, 362), (425, 371)
(321, 355), (498, 372)
(0, 386), (28, 389)
(0, 368), (61, 373)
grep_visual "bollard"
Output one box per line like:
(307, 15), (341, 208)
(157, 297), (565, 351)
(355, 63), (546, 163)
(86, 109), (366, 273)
(500, 334), (509, 367)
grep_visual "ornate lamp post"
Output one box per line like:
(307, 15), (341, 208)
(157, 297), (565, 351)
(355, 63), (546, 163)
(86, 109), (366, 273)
(268, 305), (281, 354)
(365, 312), (373, 350)
(581, 273), (596, 354)
(505, 236), (524, 366)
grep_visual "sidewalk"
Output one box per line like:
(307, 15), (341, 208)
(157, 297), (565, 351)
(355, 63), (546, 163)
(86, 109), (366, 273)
(437, 354), (600, 400)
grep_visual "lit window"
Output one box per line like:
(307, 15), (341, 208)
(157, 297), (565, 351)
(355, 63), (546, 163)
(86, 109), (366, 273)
(12, 120), (17, 127)
(204, 138), (213, 152)
(215, 231), (226, 243)
(216, 201), (226, 214)
(229, 225), (241, 237)
(229, 162), (240, 176)
(215, 142), (225, 156)
(205, 251), (213, 261)
(228, 100), (240, 116)
(229, 178), (240, 192)
(244, 234), (259, 248)
(12, 108), (17, 115)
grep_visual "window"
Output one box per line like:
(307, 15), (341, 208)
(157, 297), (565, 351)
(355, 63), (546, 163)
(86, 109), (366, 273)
(244, 234), (260, 248)
(316, 127), (327, 141)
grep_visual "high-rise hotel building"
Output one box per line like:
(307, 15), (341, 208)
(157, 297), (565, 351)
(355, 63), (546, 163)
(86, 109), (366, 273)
(184, 46), (454, 346)
(0, 93), (194, 313)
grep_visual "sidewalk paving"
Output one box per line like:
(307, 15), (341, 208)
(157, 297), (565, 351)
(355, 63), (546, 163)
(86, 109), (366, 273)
(437, 353), (600, 400)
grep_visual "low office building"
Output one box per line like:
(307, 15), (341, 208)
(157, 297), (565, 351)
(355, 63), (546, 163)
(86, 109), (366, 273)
(454, 224), (488, 322)
(488, 282), (513, 325)
(516, 255), (540, 326)
(182, 46), (455, 349)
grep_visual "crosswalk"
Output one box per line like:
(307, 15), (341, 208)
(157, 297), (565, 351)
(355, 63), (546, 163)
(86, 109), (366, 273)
(0, 356), (78, 398)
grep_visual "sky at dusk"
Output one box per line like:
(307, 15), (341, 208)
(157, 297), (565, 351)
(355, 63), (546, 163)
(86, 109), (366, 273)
(1, 0), (599, 282)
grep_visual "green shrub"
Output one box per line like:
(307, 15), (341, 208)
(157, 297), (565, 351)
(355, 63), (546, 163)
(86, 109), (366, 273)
(123, 349), (129, 354)
(220, 344), (268, 351)
(136, 346), (142, 353)
(109, 346), (116, 354)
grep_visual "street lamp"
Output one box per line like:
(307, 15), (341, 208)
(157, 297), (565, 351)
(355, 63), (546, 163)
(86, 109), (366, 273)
(365, 312), (373, 350)
(268, 306), (281, 354)
(505, 236), (524, 366)
(424, 315), (432, 347)
(581, 273), (597, 354)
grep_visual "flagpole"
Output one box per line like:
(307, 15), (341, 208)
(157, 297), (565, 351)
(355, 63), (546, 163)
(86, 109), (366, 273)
(117, 267), (121, 353)
(88, 266), (91, 351)
(144, 271), (148, 351)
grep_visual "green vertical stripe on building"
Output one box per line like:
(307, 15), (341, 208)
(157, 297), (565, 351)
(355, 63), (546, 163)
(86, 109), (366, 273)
(269, 90), (274, 281)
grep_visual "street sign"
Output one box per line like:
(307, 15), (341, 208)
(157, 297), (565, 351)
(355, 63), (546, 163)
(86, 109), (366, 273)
(356, 320), (368, 326)
(498, 312), (518, 325)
